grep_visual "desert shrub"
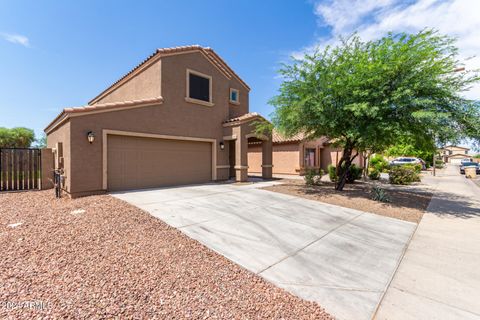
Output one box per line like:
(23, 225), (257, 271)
(368, 167), (381, 180)
(404, 163), (422, 173)
(435, 159), (445, 168)
(328, 164), (337, 182)
(369, 154), (389, 172)
(304, 168), (316, 186)
(389, 166), (420, 185)
(329, 164), (363, 183)
(347, 164), (363, 183)
(304, 168), (324, 186)
(371, 186), (390, 202)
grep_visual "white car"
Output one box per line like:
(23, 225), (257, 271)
(389, 157), (422, 166)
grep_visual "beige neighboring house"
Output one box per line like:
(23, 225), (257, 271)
(439, 145), (470, 164)
(248, 129), (365, 175)
(45, 45), (273, 198)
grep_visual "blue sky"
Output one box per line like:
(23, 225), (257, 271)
(1, 0), (479, 147)
(0, 0), (320, 137)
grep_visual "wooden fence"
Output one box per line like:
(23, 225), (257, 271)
(0, 148), (42, 191)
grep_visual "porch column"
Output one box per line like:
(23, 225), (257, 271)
(262, 139), (273, 179)
(234, 127), (248, 182)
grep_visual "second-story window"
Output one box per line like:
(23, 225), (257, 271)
(186, 69), (212, 105)
(230, 88), (239, 104)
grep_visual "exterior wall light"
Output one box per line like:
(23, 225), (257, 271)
(219, 141), (225, 150)
(87, 131), (95, 144)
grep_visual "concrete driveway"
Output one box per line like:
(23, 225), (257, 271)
(113, 181), (416, 320)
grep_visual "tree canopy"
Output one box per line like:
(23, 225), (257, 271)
(270, 30), (480, 190)
(384, 135), (436, 166)
(0, 127), (36, 148)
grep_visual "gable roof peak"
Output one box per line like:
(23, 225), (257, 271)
(89, 45), (250, 105)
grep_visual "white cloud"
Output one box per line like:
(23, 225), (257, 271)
(298, 0), (480, 99)
(1, 32), (30, 47)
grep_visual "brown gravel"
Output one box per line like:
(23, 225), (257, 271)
(263, 180), (432, 223)
(0, 191), (332, 319)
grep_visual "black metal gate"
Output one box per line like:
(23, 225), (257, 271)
(0, 148), (42, 191)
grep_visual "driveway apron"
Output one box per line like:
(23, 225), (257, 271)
(113, 181), (416, 320)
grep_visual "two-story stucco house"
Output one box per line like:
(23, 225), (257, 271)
(45, 45), (272, 198)
(439, 145), (471, 164)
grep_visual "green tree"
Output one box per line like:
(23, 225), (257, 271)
(270, 30), (480, 190)
(385, 135), (436, 166)
(35, 133), (47, 148)
(0, 127), (36, 148)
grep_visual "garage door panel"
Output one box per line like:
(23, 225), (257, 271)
(108, 135), (212, 191)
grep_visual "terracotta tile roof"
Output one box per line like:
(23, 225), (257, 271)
(44, 97), (164, 133)
(89, 45), (250, 105)
(272, 129), (306, 143)
(272, 128), (330, 145)
(223, 112), (264, 124)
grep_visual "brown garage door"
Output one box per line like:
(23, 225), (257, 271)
(107, 135), (212, 191)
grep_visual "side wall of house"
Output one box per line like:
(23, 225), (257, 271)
(46, 121), (71, 193)
(93, 58), (162, 104)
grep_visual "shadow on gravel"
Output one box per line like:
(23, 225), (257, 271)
(297, 181), (433, 212)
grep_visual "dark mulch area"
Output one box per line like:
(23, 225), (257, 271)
(264, 179), (432, 223)
(0, 190), (332, 319)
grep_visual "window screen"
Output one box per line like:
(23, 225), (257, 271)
(189, 73), (210, 102)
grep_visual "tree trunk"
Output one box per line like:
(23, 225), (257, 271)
(335, 146), (358, 191)
(335, 147), (352, 191)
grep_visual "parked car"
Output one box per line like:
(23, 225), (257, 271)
(459, 162), (480, 174)
(389, 157), (426, 170)
(460, 158), (473, 165)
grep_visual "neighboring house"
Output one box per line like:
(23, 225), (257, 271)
(45, 45), (272, 198)
(248, 129), (365, 175)
(439, 145), (470, 164)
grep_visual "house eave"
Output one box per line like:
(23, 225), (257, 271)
(45, 96), (164, 134)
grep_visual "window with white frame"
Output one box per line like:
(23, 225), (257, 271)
(229, 88), (239, 104)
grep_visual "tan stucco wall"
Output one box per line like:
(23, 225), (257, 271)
(248, 143), (299, 175)
(247, 144), (262, 173)
(272, 143), (300, 174)
(46, 121), (71, 193)
(51, 51), (250, 196)
(94, 58), (162, 104)
(320, 146), (364, 172)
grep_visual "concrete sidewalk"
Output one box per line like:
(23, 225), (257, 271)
(375, 165), (480, 319)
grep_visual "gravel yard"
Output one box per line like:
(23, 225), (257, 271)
(263, 180), (432, 223)
(0, 190), (332, 319)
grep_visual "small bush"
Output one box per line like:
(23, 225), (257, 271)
(404, 163), (422, 173)
(347, 164), (363, 183)
(304, 168), (324, 186)
(371, 186), (390, 202)
(368, 167), (381, 180)
(435, 159), (445, 169)
(329, 164), (363, 183)
(328, 165), (337, 182)
(389, 166), (420, 185)
(370, 154), (389, 172)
